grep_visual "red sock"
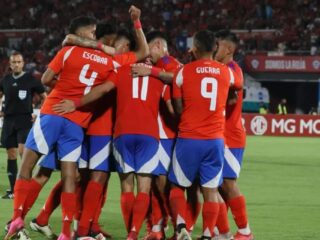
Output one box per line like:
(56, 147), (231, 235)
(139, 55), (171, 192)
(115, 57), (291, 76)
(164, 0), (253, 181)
(12, 179), (30, 220)
(169, 187), (187, 227)
(216, 203), (230, 234)
(186, 201), (202, 231)
(36, 180), (62, 226)
(120, 192), (135, 233)
(78, 181), (104, 236)
(130, 192), (150, 234)
(22, 179), (43, 219)
(202, 202), (220, 237)
(74, 184), (84, 221)
(91, 187), (107, 232)
(227, 196), (248, 229)
(61, 192), (77, 238)
(151, 191), (163, 230)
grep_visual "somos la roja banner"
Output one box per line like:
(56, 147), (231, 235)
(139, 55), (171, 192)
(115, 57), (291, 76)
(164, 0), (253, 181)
(242, 114), (320, 137)
(245, 55), (320, 73)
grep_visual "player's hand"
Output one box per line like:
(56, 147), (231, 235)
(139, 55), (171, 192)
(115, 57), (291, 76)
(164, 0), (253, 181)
(131, 63), (151, 77)
(62, 34), (76, 46)
(31, 113), (37, 122)
(129, 5), (141, 21)
(52, 99), (76, 115)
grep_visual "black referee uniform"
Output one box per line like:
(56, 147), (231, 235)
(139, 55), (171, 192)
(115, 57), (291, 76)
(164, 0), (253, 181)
(0, 72), (45, 196)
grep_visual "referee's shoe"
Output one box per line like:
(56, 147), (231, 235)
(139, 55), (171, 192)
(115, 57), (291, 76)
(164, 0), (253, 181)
(2, 189), (14, 199)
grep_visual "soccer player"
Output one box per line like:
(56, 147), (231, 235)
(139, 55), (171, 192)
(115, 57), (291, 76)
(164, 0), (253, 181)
(4, 8), (147, 239)
(131, 31), (182, 239)
(75, 30), (139, 240)
(0, 52), (46, 199)
(53, 60), (164, 240)
(214, 30), (254, 240)
(168, 30), (242, 240)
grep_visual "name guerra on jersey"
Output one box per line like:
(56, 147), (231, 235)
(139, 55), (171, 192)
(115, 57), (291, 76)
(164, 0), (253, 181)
(83, 51), (108, 65)
(196, 67), (220, 74)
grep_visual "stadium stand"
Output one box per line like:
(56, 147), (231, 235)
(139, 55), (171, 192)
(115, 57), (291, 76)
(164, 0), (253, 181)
(0, 0), (319, 113)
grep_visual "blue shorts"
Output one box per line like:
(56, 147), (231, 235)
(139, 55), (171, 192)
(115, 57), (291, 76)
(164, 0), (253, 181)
(25, 114), (84, 163)
(78, 136), (89, 169)
(38, 149), (59, 170)
(155, 139), (175, 175)
(87, 135), (115, 172)
(223, 147), (245, 179)
(168, 138), (224, 188)
(113, 134), (159, 174)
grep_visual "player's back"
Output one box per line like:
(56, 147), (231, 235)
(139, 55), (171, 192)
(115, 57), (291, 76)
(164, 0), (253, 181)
(41, 46), (117, 127)
(225, 60), (246, 147)
(112, 64), (164, 138)
(174, 59), (234, 139)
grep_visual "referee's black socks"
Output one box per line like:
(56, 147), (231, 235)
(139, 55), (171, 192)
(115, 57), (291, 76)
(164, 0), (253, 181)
(7, 159), (17, 193)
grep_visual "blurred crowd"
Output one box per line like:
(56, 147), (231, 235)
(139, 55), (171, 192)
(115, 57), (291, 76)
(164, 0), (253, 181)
(1, 0), (320, 78)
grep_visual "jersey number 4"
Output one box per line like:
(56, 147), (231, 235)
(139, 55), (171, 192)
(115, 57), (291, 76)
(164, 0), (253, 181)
(79, 64), (98, 95)
(132, 76), (149, 101)
(201, 77), (218, 111)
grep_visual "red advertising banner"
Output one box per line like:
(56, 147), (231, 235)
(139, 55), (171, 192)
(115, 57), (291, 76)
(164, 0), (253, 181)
(245, 55), (320, 73)
(243, 114), (320, 137)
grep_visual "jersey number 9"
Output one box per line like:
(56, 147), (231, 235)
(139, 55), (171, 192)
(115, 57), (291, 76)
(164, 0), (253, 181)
(201, 77), (218, 111)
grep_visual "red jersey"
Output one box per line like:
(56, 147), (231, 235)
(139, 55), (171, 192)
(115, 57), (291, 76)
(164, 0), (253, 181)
(156, 55), (182, 139)
(225, 61), (246, 148)
(86, 52), (137, 135)
(173, 59), (242, 139)
(109, 64), (164, 139)
(86, 92), (116, 135)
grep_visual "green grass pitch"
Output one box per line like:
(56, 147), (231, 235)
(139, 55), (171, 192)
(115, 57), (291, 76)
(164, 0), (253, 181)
(0, 136), (319, 239)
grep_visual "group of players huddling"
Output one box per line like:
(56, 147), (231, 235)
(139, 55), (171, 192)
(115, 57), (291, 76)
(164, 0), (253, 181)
(4, 5), (254, 240)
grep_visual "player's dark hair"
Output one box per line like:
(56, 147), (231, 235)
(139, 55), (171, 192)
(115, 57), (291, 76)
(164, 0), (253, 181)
(95, 21), (117, 39)
(215, 30), (239, 46)
(146, 30), (168, 44)
(194, 30), (216, 53)
(69, 16), (96, 34)
(116, 28), (136, 51)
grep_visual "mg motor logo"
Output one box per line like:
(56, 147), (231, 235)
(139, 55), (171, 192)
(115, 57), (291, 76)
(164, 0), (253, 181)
(251, 116), (268, 135)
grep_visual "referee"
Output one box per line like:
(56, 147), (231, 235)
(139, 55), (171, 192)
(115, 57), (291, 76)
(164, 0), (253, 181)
(0, 52), (46, 199)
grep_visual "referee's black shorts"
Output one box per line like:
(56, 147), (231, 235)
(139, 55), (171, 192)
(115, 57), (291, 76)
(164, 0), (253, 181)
(1, 114), (33, 149)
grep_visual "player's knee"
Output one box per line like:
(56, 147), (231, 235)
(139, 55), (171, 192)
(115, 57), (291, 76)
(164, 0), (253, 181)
(91, 171), (109, 185)
(7, 148), (17, 159)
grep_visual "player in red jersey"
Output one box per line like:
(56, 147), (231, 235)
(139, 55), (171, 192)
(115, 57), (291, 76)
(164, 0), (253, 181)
(131, 31), (182, 239)
(5, 6), (148, 240)
(214, 30), (254, 240)
(168, 30), (242, 240)
(27, 24), (118, 240)
(76, 30), (141, 240)
(53, 59), (165, 240)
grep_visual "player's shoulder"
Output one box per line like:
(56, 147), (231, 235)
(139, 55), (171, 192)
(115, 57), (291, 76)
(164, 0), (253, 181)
(227, 60), (242, 73)
(158, 55), (182, 67)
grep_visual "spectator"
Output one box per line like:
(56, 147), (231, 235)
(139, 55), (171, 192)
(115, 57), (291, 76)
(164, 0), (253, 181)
(277, 98), (288, 115)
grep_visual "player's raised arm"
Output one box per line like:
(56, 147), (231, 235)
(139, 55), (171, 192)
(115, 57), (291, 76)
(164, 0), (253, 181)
(62, 34), (116, 56)
(129, 5), (149, 61)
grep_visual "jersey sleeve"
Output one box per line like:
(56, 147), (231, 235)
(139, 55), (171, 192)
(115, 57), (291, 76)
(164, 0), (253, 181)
(227, 63), (243, 90)
(172, 67), (184, 99)
(113, 52), (137, 66)
(48, 46), (73, 74)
